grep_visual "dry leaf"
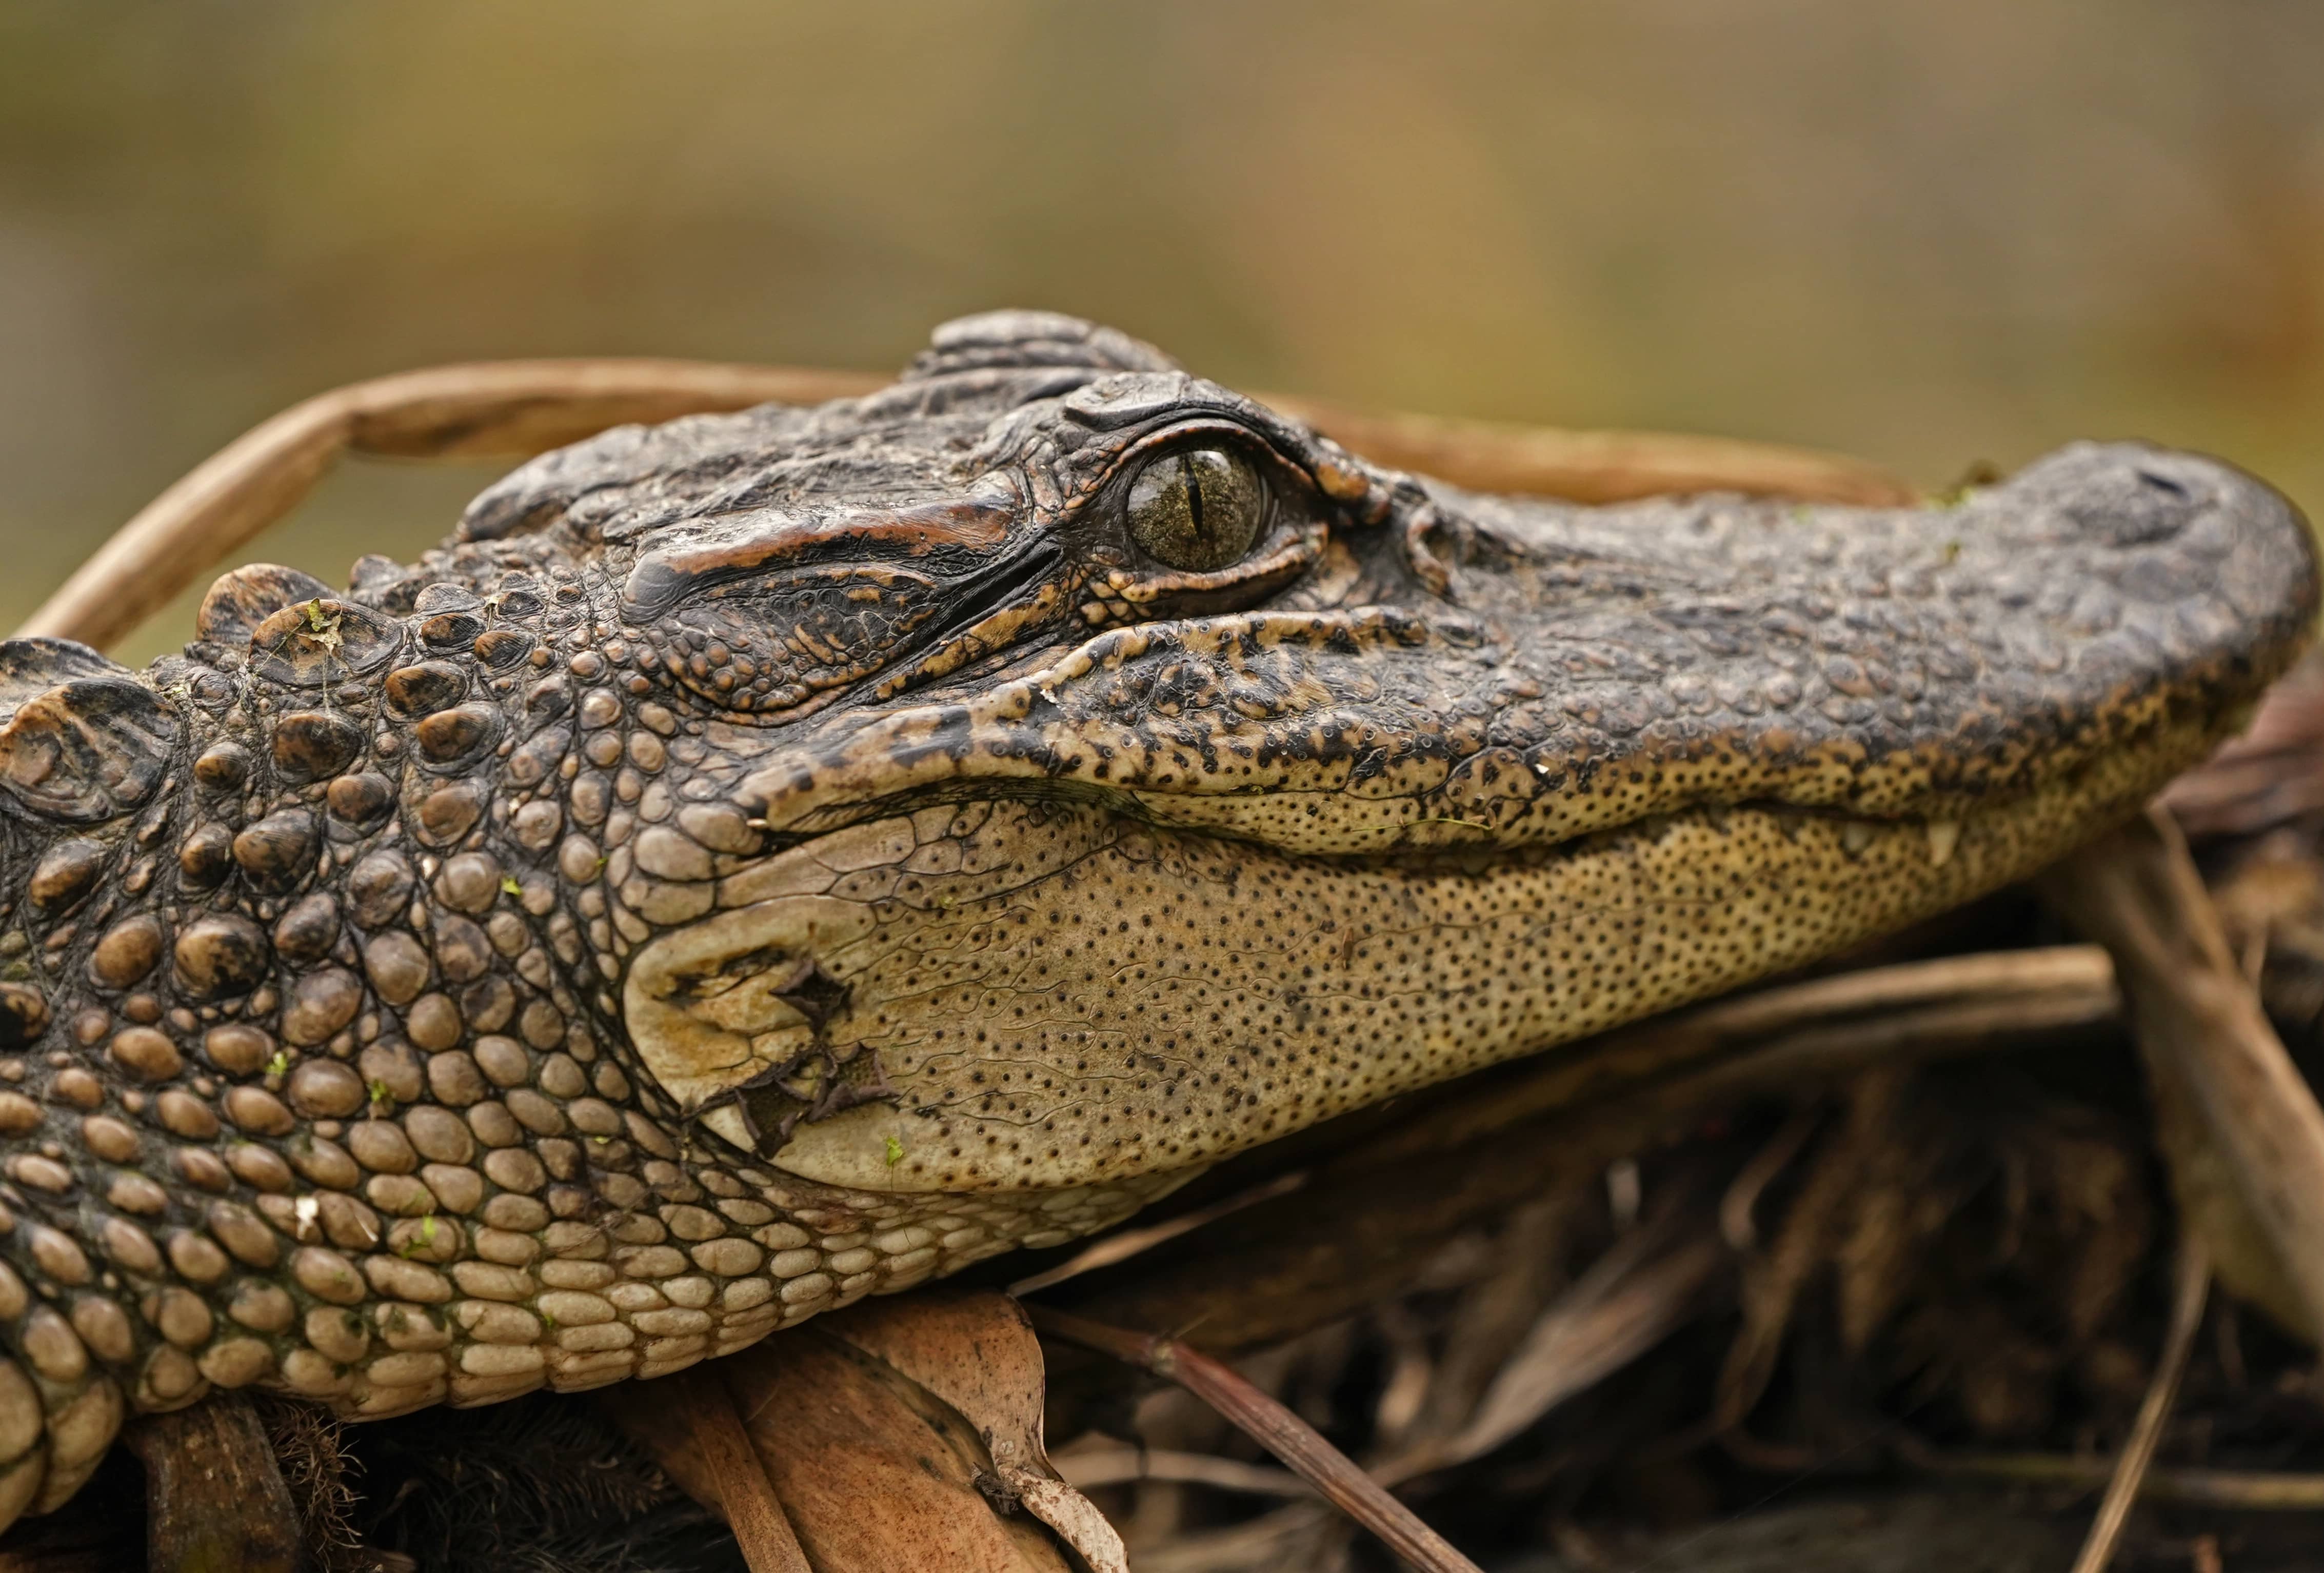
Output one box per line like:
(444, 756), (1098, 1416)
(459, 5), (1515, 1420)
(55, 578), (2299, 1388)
(604, 1291), (1125, 1573)
(826, 1291), (1128, 1573)
(608, 1328), (1072, 1573)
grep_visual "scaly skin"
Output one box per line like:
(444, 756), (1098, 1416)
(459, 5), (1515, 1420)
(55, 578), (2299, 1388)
(0, 312), (2308, 1523)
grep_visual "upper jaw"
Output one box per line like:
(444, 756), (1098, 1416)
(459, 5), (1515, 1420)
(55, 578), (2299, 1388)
(716, 441), (2316, 859)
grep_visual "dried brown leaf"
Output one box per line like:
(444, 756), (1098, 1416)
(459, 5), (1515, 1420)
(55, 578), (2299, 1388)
(826, 1291), (1127, 1573)
(605, 1321), (1082, 1573)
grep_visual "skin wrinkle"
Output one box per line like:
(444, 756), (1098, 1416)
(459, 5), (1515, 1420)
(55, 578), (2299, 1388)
(0, 310), (2306, 1528)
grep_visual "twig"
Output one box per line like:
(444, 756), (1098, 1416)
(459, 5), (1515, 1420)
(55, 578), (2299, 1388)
(1010, 1170), (1309, 1296)
(670, 1367), (813, 1573)
(123, 1392), (303, 1573)
(1030, 1307), (1485, 1573)
(19, 359), (884, 652)
(1922, 1452), (2324, 1510)
(1053, 1445), (1314, 1498)
(1258, 396), (1916, 508)
(2068, 1236), (2211, 1573)
(1382, 1222), (1730, 1483)
(1719, 1105), (1822, 1252)
(2038, 808), (2324, 1340)
(27, 361), (1914, 655)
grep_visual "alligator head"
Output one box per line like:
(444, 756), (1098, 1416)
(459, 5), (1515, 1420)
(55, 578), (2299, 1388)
(0, 311), (2307, 1522)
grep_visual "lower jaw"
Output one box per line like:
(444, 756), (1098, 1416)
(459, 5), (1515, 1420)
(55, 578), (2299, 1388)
(730, 725), (2191, 1201)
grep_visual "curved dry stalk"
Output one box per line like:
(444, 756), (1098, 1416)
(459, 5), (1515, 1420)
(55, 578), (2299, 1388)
(1011, 1170), (1311, 1298)
(22, 360), (1915, 655)
(1255, 395), (1917, 509)
(1380, 1221), (1730, 1484)
(1030, 1307), (1485, 1573)
(2069, 1236), (2211, 1573)
(2038, 808), (2324, 1342)
(1927, 1452), (2324, 1509)
(669, 1367), (814, 1573)
(18, 359), (885, 652)
(1053, 1445), (1313, 1498)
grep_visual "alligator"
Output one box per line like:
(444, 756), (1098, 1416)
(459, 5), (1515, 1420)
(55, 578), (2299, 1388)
(0, 310), (2309, 1530)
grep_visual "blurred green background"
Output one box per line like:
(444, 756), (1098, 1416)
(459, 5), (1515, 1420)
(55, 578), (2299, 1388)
(3, 2), (2321, 667)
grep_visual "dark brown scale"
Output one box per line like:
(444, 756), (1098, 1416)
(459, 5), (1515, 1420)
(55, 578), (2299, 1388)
(191, 742), (251, 792)
(0, 986), (47, 1050)
(414, 703), (499, 764)
(231, 808), (317, 890)
(344, 850), (415, 928)
(280, 967), (361, 1046)
(361, 932), (430, 1005)
(247, 598), (404, 688)
(176, 825), (234, 888)
(416, 782), (486, 844)
(200, 1024), (272, 1076)
(27, 841), (105, 913)
(106, 1028), (181, 1082)
(88, 916), (163, 990)
(433, 852), (501, 914)
(384, 662), (466, 716)
(325, 771), (395, 825)
(172, 914), (272, 999)
(460, 974), (515, 1032)
(270, 711), (365, 781)
(473, 629), (533, 669)
(419, 611), (486, 649)
(271, 893), (341, 962)
(285, 1059), (365, 1118)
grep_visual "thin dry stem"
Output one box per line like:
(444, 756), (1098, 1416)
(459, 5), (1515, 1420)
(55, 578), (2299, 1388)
(1383, 1222), (1729, 1483)
(1258, 395), (1917, 508)
(1030, 1307), (1485, 1573)
(2068, 1237), (2211, 1573)
(1054, 1446), (1313, 1499)
(1924, 1453), (2324, 1510)
(2038, 808), (2324, 1340)
(670, 1367), (813, 1573)
(1011, 1171), (1310, 1296)
(21, 360), (883, 652)
(24, 359), (1914, 654)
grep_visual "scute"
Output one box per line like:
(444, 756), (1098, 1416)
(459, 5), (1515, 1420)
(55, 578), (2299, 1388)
(194, 563), (334, 644)
(0, 678), (178, 823)
(901, 309), (1179, 381)
(0, 639), (128, 713)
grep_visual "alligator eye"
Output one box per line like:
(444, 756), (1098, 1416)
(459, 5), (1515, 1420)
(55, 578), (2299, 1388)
(1124, 446), (1268, 571)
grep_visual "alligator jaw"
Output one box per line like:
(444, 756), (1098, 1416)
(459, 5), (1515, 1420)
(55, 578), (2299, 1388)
(643, 665), (2249, 1195)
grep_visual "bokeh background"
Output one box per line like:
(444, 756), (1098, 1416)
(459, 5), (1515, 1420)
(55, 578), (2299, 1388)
(4, 1), (2322, 667)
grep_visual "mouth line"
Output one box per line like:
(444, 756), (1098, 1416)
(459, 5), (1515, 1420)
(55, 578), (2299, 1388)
(760, 775), (2002, 870)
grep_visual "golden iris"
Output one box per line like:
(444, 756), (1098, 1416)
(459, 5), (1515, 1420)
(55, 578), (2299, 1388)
(1124, 446), (1267, 571)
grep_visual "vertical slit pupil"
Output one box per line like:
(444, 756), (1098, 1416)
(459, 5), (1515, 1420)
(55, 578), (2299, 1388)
(1179, 452), (1207, 548)
(1125, 444), (1267, 571)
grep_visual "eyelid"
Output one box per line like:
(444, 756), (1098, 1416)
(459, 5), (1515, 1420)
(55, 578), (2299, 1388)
(623, 498), (1014, 616)
(1097, 419), (1313, 501)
